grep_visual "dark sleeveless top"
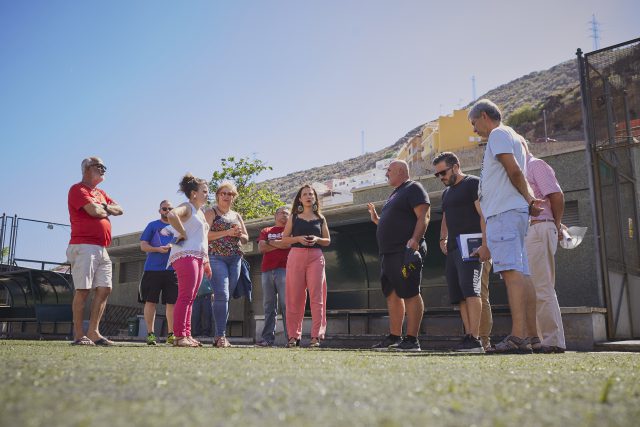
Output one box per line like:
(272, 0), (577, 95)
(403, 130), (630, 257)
(291, 215), (324, 249)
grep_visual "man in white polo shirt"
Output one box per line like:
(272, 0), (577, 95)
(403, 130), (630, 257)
(468, 100), (543, 354)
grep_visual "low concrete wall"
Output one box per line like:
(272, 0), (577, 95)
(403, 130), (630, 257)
(263, 306), (607, 351)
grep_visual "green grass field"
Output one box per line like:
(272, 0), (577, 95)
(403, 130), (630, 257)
(1, 340), (639, 427)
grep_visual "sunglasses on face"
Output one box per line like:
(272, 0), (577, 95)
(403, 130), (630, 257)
(219, 191), (236, 197)
(160, 207), (173, 212)
(89, 163), (107, 172)
(434, 167), (452, 178)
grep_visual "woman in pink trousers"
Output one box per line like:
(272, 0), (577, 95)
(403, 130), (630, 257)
(281, 184), (331, 348)
(165, 173), (212, 347)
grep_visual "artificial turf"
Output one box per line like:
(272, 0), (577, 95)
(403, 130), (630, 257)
(1, 340), (639, 427)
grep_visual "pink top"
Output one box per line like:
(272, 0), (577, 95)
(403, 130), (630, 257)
(525, 154), (562, 222)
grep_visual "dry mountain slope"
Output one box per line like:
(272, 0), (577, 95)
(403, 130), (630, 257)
(471, 59), (579, 119)
(262, 59), (580, 203)
(261, 125), (424, 203)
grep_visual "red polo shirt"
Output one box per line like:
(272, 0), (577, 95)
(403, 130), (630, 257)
(68, 183), (115, 247)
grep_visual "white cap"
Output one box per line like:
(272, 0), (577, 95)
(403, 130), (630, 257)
(559, 226), (588, 250)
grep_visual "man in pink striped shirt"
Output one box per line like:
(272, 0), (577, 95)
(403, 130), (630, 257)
(523, 141), (566, 353)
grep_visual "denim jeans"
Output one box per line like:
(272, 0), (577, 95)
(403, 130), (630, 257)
(209, 254), (242, 337)
(260, 268), (287, 344)
(191, 293), (213, 337)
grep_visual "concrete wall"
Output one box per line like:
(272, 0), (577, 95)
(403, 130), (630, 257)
(352, 146), (603, 308)
(107, 146), (605, 339)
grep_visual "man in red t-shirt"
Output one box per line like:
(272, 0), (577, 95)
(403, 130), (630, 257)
(66, 156), (123, 346)
(255, 206), (291, 346)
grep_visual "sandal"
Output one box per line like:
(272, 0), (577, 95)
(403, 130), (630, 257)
(188, 337), (203, 347)
(174, 337), (198, 347)
(214, 336), (232, 348)
(487, 335), (532, 354)
(287, 337), (300, 348)
(94, 338), (116, 347)
(528, 336), (542, 353)
(71, 336), (95, 346)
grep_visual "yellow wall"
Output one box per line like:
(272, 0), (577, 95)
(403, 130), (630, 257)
(421, 125), (439, 160)
(437, 109), (480, 152)
(398, 131), (425, 163)
(421, 109), (483, 162)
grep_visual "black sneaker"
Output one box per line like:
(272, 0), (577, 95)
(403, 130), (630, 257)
(394, 337), (421, 352)
(451, 334), (469, 351)
(371, 334), (402, 350)
(454, 335), (485, 353)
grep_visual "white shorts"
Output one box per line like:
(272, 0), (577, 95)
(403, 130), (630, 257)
(66, 244), (112, 290)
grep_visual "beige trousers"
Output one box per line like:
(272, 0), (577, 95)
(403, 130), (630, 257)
(525, 222), (566, 348)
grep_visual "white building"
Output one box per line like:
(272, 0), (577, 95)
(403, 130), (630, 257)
(318, 158), (393, 207)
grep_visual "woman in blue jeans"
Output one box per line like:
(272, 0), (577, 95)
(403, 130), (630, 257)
(205, 181), (248, 348)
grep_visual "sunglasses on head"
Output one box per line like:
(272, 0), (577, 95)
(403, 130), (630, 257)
(434, 167), (452, 178)
(161, 207), (173, 212)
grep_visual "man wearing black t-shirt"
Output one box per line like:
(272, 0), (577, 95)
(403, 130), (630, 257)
(367, 160), (430, 351)
(433, 152), (490, 353)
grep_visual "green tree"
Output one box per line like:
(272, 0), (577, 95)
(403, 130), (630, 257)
(506, 104), (540, 128)
(1, 246), (8, 259)
(208, 157), (284, 220)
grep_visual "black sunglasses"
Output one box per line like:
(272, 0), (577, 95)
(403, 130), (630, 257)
(161, 207), (173, 212)
(434, 167), (452, 178)
(89, 163), (107, 172)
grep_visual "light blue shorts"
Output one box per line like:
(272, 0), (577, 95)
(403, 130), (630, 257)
(486, 208), (530, 276)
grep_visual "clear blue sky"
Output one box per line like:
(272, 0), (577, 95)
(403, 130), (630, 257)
(1, 0), (638, 264)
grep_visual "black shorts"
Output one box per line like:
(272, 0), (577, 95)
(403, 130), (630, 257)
(380, 251), (423, 299)
(445, 247), (482, 304)
(139, 270), (178, 305)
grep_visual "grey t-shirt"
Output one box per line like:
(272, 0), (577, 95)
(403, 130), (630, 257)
(479, 125), (528, 218)
(376, 180), (430, 254)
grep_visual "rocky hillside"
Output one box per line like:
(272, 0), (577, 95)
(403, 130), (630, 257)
(260, 125), (424, 202)
(472, 59), (579, 120)
(262, 58), (582, 202)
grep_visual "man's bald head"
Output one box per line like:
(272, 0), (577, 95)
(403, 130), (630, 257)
(386, 160), (410, 188)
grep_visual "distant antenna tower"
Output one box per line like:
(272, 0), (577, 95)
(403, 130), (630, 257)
(589, 13), (600, 50)
(361, 130), (365, 155)
(471, 75), (477, 102)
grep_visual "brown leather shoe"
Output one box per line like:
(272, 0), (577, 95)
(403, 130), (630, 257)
(541, 345), (566, 354)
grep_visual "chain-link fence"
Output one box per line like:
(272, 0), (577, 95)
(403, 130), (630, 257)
(578, 38), (640, 338)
